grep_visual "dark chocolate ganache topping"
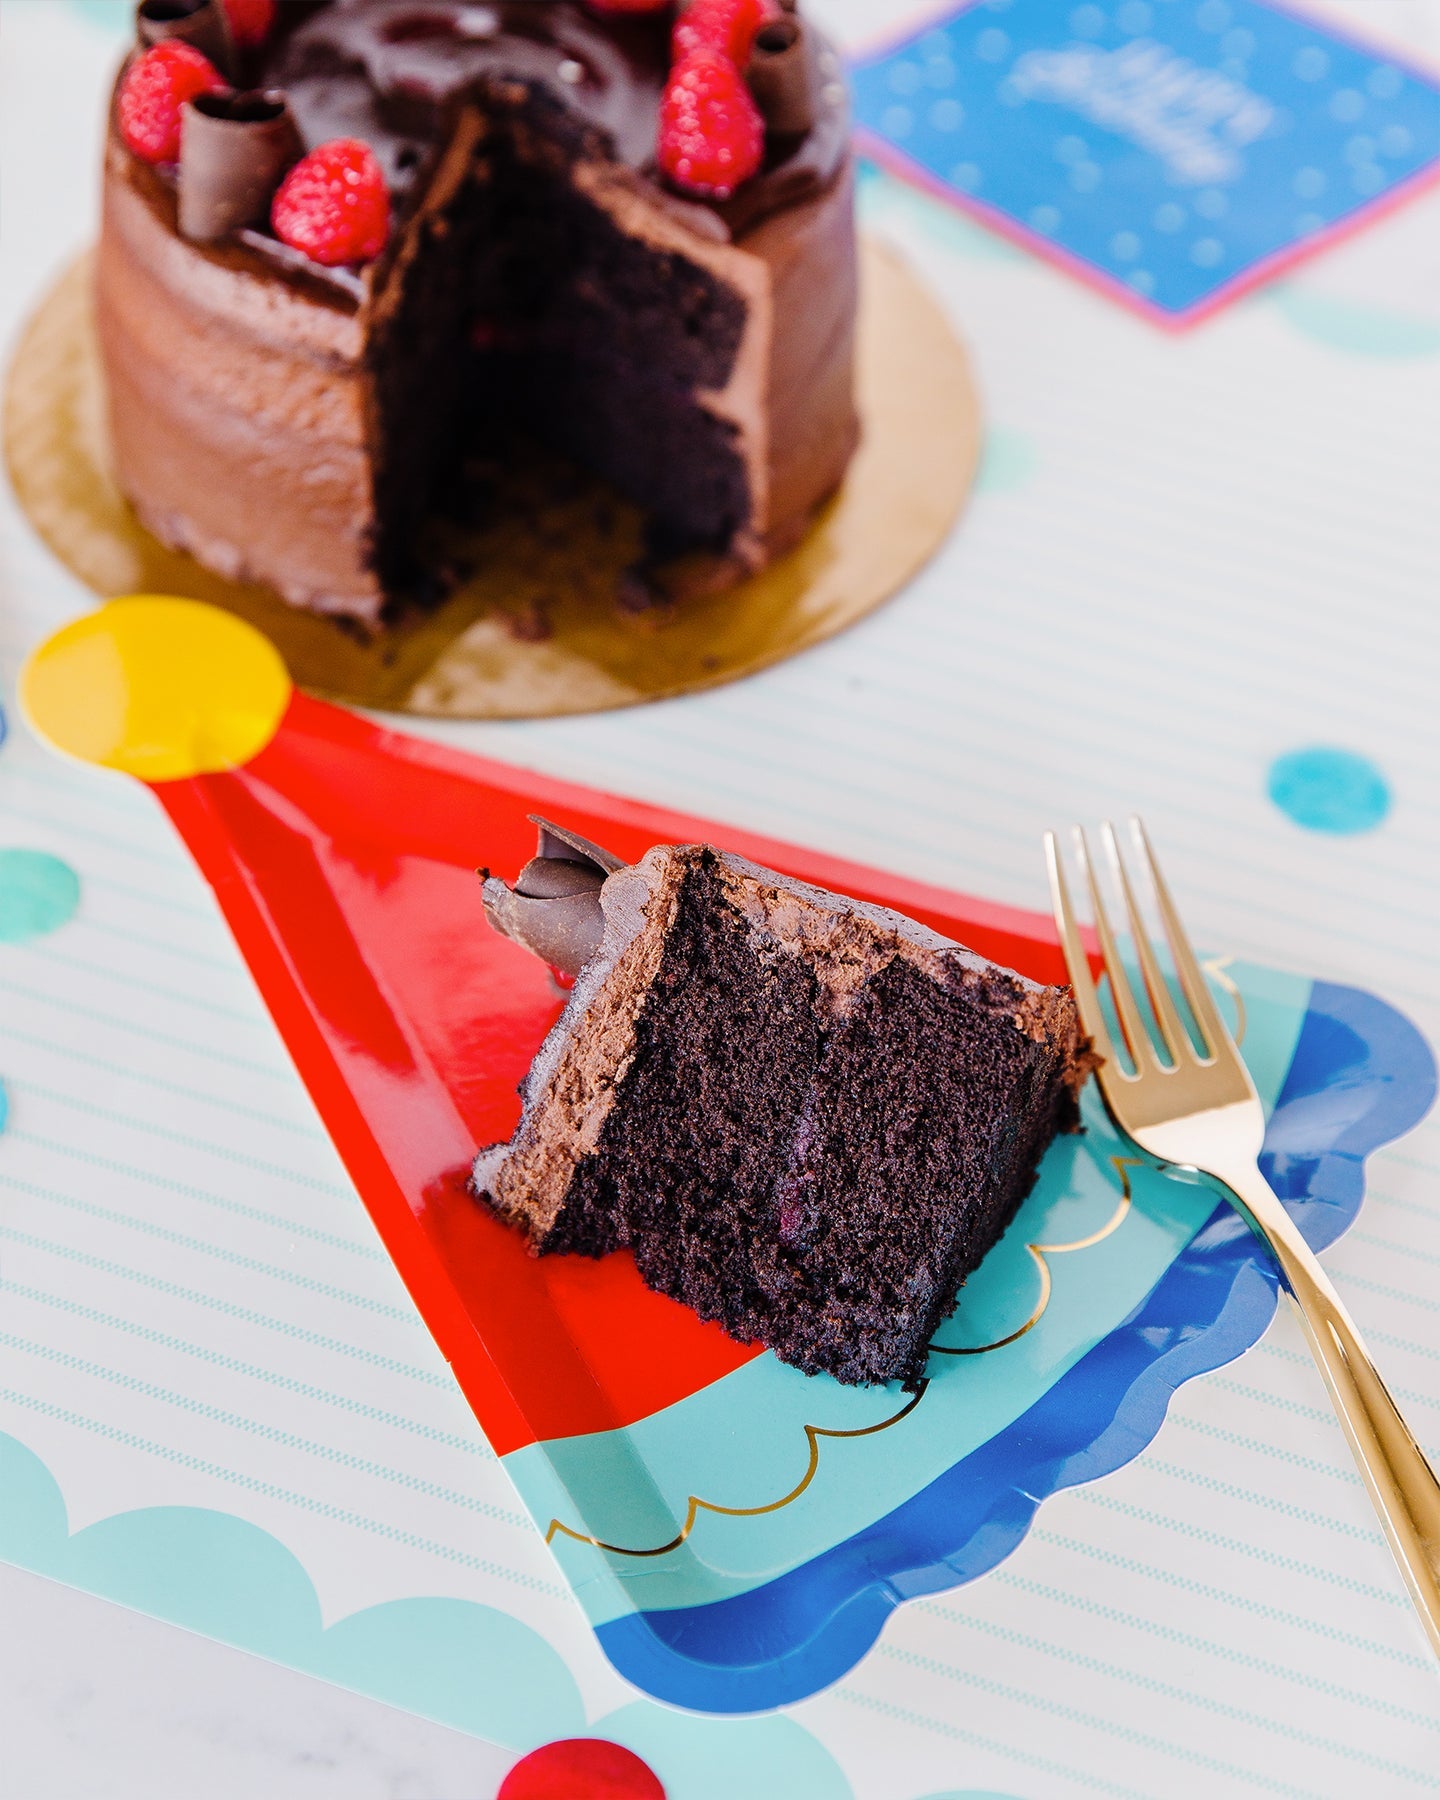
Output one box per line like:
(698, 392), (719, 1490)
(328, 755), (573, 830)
(254, 0), (848, 240)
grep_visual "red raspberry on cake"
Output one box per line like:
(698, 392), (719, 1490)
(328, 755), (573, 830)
(116, 41), (225, 166)
(658, 46), (765, 199)
(673, 0), (777, 65)
(271, 138), (390, 267)
(582, 0), (669, 12)
(221, 0), (277, 49)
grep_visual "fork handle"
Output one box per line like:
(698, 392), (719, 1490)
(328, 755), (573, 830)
(1216, 1160), (1440, 1662)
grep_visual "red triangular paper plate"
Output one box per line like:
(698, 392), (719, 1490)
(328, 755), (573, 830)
(20, 597), (1073, 1458)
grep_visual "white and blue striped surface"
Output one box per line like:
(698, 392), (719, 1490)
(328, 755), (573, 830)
(3, 1), (1440, 1795)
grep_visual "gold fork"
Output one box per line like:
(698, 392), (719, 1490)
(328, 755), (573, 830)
(1046, 816), (1440, 1661)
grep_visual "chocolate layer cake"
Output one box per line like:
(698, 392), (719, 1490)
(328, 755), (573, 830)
(97, 2), (860, 627)
(474, 823), (1090, 1388)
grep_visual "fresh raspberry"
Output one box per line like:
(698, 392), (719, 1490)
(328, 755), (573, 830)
(582, 0), (669, 12)
(673, 0), (776, 65)
(221, 0), (277, 49)
(116, 41), (225, 166)
(658, 47), (765, 199)
(271, 138), (390, 266)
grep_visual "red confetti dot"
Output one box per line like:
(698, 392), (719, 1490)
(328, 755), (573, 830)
(499, 1738), (666, 1800)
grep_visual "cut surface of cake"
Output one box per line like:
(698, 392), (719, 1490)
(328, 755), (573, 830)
(474, 824), (1091, 1389)
(97, 1), (860, 627)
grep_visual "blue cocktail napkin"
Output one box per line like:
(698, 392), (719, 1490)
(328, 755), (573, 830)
(851, 0), (1440, 321)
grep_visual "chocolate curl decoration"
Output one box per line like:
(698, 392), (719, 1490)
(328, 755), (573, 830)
(481, 816), (627, 977)
(746, 15), (818, 139)
(179, 89), (303, 243)
(136, 0), (235, 79)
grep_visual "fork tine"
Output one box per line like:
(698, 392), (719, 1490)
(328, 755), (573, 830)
(1044, 831), (1115, 1069)
(1074, 826), (1159, 1074)
(1101, 820), (1193, 1067)
(1129, 816), (1233, 1057)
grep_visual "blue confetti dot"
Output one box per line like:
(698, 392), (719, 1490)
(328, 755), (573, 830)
(1268, 747), (1391, 834)
(1293, 46), (1330, 81)
(1030, 204), (1062, 233)
(882, 104), (914, 137)
(1069, 161), (1103, 192)
(950, 161), (983, 191)
(888, 61), (922, 96)
(1380, 124), (1413, 157)
(1127, 268), (1157, 295)
(1111, 230), (1142, 261)
(1056, 134), (1090, 166)
(1222, 27), (1256, 58)
(1191, 236), (1225, 267)
(1116, 0), (1153, 32)
(0, 850), (81, 942)
(976, 27), (1011, 61)
(1368, 65), (1403, 99)
(1294, 166), (1327, 199)
(1070, 6), (1106, 39)
(931, 98), (964, 131)
(1195, 187), (1229, 219)
(1294, 210), (1326, 235)
(1330, 88), (1366, 123)
(1154, 202), (1187, 232)
(1196, 0), (1231, 32)
(0, 1079), (8, 1135)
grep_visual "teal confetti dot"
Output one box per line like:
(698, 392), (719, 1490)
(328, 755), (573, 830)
(1270, 287), (1440, 357)
(1268, 747), (1391, 834)
(0, 1081), (8, 1135)
(976, 428), (1038, 494)
(0, 850), (81, 942)
(914, 1792), (1029, 1800)
(67, 0), (132, 30)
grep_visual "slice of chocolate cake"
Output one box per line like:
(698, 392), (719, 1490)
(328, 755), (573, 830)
(474, 822), (1090, 1388)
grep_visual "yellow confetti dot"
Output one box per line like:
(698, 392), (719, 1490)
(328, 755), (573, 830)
(20, 597), (292, 782)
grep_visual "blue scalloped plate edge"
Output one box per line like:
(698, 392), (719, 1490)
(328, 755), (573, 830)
(595, 980), (1437, 1713)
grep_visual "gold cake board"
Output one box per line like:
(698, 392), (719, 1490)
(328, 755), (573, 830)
(3, 240), (980, 720)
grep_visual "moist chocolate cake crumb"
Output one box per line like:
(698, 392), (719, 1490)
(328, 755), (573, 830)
(474, 837), (1091, 1389)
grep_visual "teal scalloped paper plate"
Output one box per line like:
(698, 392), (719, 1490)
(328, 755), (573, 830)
(552, 970), (1437, 1709)
(15, 616), (1437, 1718)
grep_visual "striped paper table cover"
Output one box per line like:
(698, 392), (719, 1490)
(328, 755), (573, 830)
(2, 2), (1439, 1796)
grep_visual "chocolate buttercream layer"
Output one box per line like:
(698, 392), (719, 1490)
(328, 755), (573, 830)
(99, 145), (383, 621)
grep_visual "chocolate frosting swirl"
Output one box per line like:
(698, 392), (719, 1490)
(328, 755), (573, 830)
(482, 816), (626, 975)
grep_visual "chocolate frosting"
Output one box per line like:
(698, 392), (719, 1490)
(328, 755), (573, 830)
(482, 815), (627, 975)
(214, 0), (847, 289)
(179, 89), (303, 241)
(137, 0), (236, 79)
